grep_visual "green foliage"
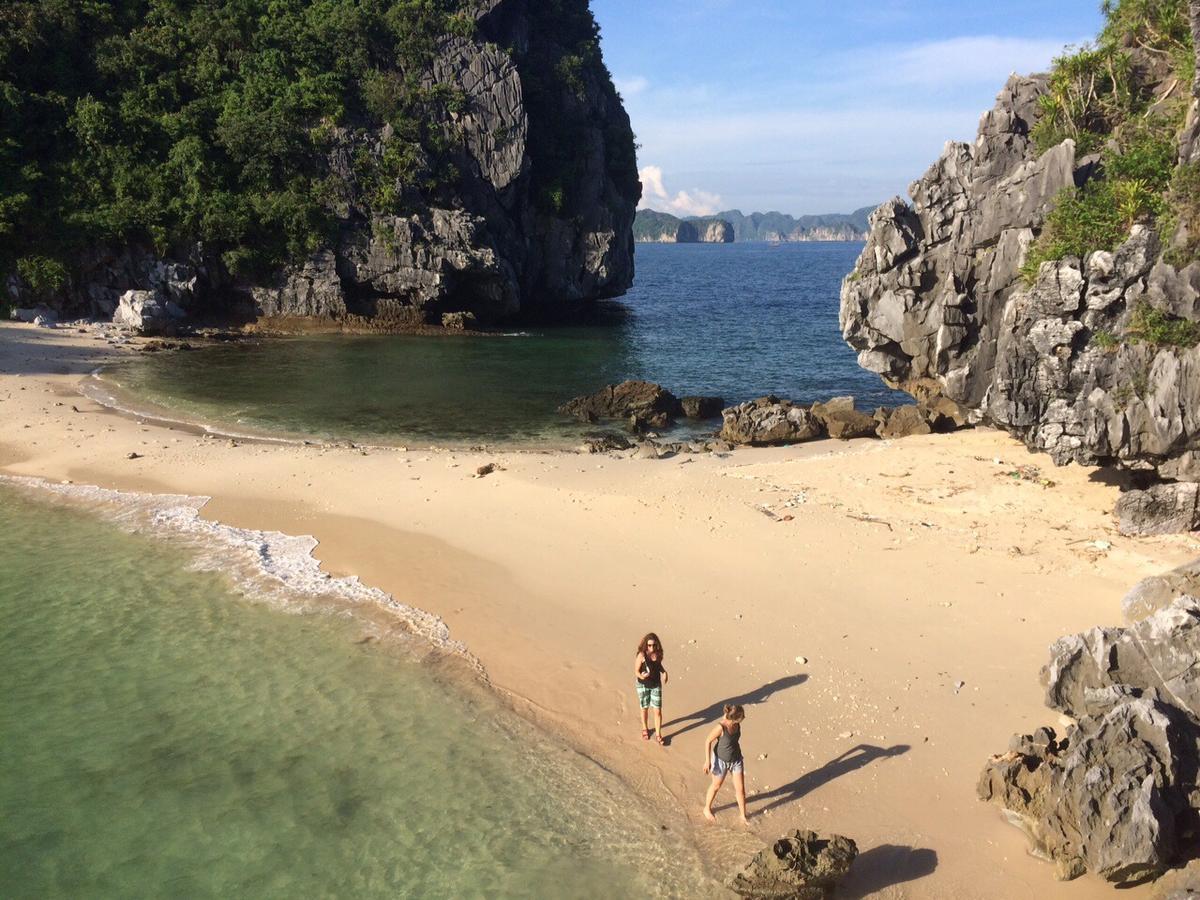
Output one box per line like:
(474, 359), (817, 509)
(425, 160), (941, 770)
(0, 0), (478, 282)
(1164, 161), (1200, 265)
(1091, 329), (1120, 349)
(15, 255), (67, 294)
(517, 0), (639, 216)
(1021, 182), (1128, 281)
(1127, 300), (1200, 347)
(1031, 44), (1134, 156)
(1031, 1), (1192, 157)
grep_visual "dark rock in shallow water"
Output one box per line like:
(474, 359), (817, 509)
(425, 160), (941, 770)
(728, 829), (857, 899)
(1117, 483), (1200, 536)
(720, 397), (825, 446)
(578, 433), (634, 454)
(558, 381), (682, 428)
(680, 395), (725, 419)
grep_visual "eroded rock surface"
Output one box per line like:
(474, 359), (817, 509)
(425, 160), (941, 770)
(720, 397), (824, 446)
(729, 830), (858, 899)
(980, 589), (1200, 885)
(558, 381), (682, 428)
(841, 65), (1200, 531)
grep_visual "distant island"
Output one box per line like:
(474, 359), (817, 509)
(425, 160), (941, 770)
(633, 207), (874, 243)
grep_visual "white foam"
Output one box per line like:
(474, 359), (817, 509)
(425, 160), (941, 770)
(0, 475), (471, 662)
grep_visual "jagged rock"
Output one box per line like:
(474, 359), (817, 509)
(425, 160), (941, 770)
(1117, 483), (1200, 536)
(720, 397), (825, 446)
(33, 313), (57, 328)
(680, 395), (725, 419)
(1125, 557), (1200, 623)
(9, 305), (56, 323)
(12, 1), (638, 328)
(874, 405), (932, 439)
(728, 830), (858, 899)
(441, 311), (479, 330)
(558, 381), (683, 428)
(578, 434), (633, 453)
(841, 58), (1200, 527)
(979, 698), (1199, 885)
(811, 397), (877, 440)
(113, 290), (180, 336)
(1152, 858), (1200, 899)
(1042, 596), (1200, 722)
(981, 591), (1200, 886)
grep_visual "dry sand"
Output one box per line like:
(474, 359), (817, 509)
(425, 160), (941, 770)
(3, 321), (1197, 898)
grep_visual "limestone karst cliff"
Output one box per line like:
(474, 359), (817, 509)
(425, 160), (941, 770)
(2, 0), (640, 328)
(841, 4), (1200, 532)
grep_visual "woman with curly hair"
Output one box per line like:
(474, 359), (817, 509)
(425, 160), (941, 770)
(634, 632), (668, 744)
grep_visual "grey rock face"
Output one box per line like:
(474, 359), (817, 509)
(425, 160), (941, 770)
(1117, 483), (1200, 536)
(978, 699), (1197, 885)
(841, 68), (1200, 523)
(720, 397), (825, 446)
(811, 397), (877, 439)
(1125, 557), (1200, 623)
(980, 591), (1200, 885)
(728, 830), (858, 899)
(32, 1), (638, 329)
(113, 290), (182, 336)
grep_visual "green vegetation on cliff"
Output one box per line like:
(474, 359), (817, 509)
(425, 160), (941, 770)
(0, 0), (635, 289)
(1023, 0), (1198, 281)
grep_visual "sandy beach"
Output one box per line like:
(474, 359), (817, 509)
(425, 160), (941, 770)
(3, 320), (1197, 898)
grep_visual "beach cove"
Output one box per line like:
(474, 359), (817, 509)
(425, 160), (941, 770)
(3, 321), (1197, 897)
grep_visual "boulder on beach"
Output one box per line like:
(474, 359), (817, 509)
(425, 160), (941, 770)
(873, 405), (932, 439)
(1116, 483), (1200, 536)
(728, 829), (858, 899)
(558, 381), (683, 428)
(113, 289), (184, 336)
(811, 397), (876, 440)
(720, 397), (825, 446)
(978, 588), (1200, 885)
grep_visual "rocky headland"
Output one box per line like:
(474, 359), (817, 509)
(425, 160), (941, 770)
(840, 9), (1200, 536)
(2, 0), (639, 331)
(632, 210), (735, 243)
(633, 207), (870, 243)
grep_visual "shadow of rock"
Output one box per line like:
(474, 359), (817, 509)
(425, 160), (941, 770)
(837, 844), (938, 898)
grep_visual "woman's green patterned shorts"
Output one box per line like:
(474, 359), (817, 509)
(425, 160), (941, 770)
(636, 682), (662, 709)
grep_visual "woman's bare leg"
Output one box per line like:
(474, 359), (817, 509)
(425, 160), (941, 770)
(703, 773), (725, 822)
(732, 772), (749, 825)
(654, 705), (663, 740)
(640, 706), (649, 734)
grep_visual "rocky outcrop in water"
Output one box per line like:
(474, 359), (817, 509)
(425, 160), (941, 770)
(840, 63), (1200, 533)
(8, 0), (639, 330)
(728, 830), (858, 899)
(632, 210), (734, 243)
(558, 381), (683, 429)
(978, 558), (1200, 886)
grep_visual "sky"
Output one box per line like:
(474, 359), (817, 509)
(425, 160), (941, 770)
(589, 0), (1107, 217)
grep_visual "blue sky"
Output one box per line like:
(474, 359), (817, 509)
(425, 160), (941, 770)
(590, 0), (1105, 216)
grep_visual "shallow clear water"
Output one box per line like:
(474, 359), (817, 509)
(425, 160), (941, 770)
(0, 485), (715, 898)
(99, 242), (902, 446)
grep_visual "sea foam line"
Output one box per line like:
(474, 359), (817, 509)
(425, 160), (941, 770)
(0, 474), (472, 662)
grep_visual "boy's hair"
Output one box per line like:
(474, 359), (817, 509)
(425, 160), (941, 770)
(723, 704), (745, 721)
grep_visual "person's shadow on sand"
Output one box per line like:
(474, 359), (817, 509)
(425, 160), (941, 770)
(739, 743), (910, 816)
(665, 674), (808, 741)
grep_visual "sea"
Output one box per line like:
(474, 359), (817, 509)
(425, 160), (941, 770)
(92, 242), (901, 447)
(4, 241), (883, 898)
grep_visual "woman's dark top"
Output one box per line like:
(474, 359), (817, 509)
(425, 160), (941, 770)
(639, 653), (663, 688)
(716, 722), (743, 763)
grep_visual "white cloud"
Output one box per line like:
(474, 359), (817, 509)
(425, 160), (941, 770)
(881, 36), (1078, 88)
(638, 165), (723, 216)
(614, 75), (649, 97)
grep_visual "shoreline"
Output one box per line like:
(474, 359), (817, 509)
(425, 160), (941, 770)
(3, 320), (1198, 897)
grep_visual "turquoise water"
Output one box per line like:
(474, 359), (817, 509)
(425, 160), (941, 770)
(97, 242), (903, 446)
(0, 484), (715, 898)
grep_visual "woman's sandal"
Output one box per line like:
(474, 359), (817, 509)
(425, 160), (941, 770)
(654, 733), (665, 745)
(641, 729), (650, 741)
